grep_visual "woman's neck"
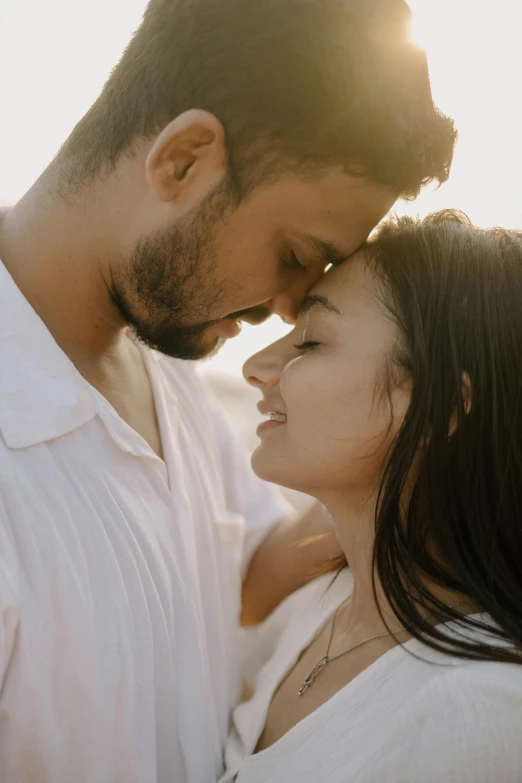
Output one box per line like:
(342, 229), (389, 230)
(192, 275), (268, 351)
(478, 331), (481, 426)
(323, 492), (386, 631)
(324, 493), (477, 636)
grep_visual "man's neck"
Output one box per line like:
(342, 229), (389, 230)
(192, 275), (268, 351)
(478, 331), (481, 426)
(0, 175), (126, 371)
(0, 179), (165, 457)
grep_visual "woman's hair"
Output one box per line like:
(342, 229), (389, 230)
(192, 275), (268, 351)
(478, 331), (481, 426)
(345, 211), (522, 664)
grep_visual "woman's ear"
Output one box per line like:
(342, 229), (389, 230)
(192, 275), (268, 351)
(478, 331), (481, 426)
(448, 371), (472, 438)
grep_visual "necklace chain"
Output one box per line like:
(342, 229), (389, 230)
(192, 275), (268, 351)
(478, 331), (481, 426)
(298, 597), (471, 696)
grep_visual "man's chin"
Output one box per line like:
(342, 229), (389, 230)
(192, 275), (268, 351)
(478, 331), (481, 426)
(196, 335), (227, 362)
(155, 333), (226, 362)
(130, 319), (231, 362)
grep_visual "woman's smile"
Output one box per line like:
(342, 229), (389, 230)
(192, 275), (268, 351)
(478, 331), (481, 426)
(256, 401), (288, 435)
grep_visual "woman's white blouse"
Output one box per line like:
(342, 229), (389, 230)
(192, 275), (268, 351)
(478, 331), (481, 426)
(223, 570), (522, 783)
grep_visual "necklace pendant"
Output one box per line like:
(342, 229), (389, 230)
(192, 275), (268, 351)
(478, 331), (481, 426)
(298, 655), (329, 696)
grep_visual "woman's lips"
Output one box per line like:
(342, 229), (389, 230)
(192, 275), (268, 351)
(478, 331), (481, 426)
(256, 418), (286, 435)
(257, 401), (287, 417)
(256, 402), (287, 435)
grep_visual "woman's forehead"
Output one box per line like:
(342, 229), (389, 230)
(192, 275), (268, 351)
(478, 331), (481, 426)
(307, 249), (373, 309)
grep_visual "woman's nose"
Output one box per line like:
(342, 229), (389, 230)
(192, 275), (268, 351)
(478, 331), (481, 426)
(243, 331), (296, 389)
(243, 348), (280, 390)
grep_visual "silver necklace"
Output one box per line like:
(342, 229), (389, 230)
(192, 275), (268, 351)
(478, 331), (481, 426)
(298, 597), (471, 696)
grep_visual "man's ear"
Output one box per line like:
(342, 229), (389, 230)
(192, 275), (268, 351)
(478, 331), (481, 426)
(448, 371), (472, 438)
(146, 109), (227, 204)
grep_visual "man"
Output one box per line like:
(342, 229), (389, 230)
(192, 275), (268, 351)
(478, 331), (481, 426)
(0, 0), (455, 780)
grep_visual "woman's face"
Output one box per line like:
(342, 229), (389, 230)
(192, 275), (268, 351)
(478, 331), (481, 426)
(243, 254), (411, 501)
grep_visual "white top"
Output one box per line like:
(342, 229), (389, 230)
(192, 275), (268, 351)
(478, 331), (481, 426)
(222, 570), (522, 783)
(0, 260), (291, 783)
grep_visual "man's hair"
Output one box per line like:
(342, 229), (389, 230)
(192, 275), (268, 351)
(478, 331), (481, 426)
(59, 0), (456, 199)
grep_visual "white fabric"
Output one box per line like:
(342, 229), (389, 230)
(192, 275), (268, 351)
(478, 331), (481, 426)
(0, 259), (292, 783)
(222, 570), (522, 783)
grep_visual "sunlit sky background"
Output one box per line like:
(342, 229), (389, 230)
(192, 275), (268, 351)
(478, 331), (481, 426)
(1, 0), (521, 376)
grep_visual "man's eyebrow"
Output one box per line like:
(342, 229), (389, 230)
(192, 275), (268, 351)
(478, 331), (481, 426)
(299, 294), (342, 317)
(293, 233), (348, 266)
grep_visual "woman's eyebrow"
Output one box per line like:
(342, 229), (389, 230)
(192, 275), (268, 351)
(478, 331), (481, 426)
(299, 294), (342, 317)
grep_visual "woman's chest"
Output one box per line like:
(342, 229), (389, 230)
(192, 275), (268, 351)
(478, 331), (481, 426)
(255, 622), (395, 752)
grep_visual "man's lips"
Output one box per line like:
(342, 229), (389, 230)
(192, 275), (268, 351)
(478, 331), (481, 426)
(209, 307), (271, 339)
(211, 319), (242, 339)
(231, 307), (271, 326)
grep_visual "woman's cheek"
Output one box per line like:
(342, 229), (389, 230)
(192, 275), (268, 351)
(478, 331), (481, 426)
(283, 359), (348, 462)
(281, 357), (328, 417)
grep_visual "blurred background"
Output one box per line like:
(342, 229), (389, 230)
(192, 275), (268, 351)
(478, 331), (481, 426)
(1, 0), (521, 483)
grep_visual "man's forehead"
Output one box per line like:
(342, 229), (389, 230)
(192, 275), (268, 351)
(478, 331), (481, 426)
(287, 176), (394, 256)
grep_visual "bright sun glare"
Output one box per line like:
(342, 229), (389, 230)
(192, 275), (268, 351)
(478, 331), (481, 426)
(409, 0), (436, 52)
(0, 0), (521, 374)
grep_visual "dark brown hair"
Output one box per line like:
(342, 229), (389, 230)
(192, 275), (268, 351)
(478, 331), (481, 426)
(340, 211), (522, 664)
(58, 0), (456, 198)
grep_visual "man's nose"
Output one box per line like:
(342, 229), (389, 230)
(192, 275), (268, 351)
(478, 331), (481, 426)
(268, 292), (299, 325)
(269, 259), (327, 324)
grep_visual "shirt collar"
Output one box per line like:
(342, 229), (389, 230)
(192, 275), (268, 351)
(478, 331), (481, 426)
(0, 260), (98, 449)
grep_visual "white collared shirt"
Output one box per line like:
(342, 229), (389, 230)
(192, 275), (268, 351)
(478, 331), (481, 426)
(0, 260), (291, 783)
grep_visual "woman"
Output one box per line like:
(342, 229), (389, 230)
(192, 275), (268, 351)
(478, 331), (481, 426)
(221, 211), (522, 782)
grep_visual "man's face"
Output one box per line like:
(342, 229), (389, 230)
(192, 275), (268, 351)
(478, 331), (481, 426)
(111, 169), (396, 360)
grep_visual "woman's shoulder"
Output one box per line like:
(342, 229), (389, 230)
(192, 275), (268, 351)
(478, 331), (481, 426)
(389, 615), (522, 717)
(368, 658), (522, 782)
(405, 654), (522, 708)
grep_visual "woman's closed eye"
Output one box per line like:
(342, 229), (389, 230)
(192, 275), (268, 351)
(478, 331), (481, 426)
(293, 340), (321, 352)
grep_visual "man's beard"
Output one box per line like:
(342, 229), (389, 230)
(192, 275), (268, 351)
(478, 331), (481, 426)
(110, 182), (266, 360)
